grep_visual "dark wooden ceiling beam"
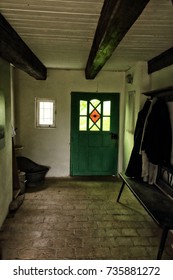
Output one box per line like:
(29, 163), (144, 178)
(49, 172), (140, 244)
(148, 47), (173, 74)
(85, 0), (150, 79)
(0, 13), (47, 80)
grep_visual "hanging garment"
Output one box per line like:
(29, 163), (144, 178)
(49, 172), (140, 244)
(139, 97), (157, 155)
(141, 99), (172, 166)
(141, 150), (158, 184)
(125, 99), (152, 178)
(139, 98), (158, 184)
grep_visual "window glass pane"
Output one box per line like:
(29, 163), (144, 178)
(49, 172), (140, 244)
(90, 124), (99, 131)
(79, 116), (87, 131)
(40, 102), (44, 109)
(97, 104), (101, 113)
(89, 119), (93, 129)
(80, 100), (87, 115)
(91, 99), (100, 107)
(43, 109), (53, 125)
(40, 118), (53, 125)
(89, 119), (100, 131)
(39, 110), (44, 119)
(39, 111), (53, 124)
(89, 99), (100, 113)
(41, 102), (53, 109)
(96, 119), (101, 129)
(90, 109), (100, 123)
(103, 101), (111, 115)
(89, 103), (94, 114)
(49, 102), (53, 109)
(103, 117), (110, 131)
(39, 107), (53, 125)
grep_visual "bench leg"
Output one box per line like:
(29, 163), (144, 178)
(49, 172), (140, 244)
(157, 228), (168, 260)
(117, 181), (125, 202)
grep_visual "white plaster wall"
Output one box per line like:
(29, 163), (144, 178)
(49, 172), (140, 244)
(0, 58), (12, 227)
(14, 69), (125, 177)
(123, 62), (150, 170)
(150, 65), (173, 90)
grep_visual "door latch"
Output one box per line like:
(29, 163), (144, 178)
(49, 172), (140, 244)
(110, 132), (118, 140)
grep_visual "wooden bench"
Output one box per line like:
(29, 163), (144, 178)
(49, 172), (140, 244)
(117, 172), (173, 259)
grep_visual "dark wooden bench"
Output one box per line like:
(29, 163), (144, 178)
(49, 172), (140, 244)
(117, 172), (173, 259)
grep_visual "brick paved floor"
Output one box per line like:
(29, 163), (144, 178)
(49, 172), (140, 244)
(0, 177), (173, 260)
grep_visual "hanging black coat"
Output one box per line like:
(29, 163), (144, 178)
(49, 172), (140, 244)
(141, 99), (172, 165)
(125, 99), (151, 178)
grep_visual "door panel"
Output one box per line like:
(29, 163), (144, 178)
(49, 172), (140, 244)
(70, 92), (119, 176)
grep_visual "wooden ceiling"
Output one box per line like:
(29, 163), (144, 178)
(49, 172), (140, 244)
(0, 0), (173, 79)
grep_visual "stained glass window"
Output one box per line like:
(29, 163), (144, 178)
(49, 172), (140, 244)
(89, 99), (101, 130)
(90, 109), (100, 123)
(103, 117), (110, 131)
(79, 100), (87, 131)
(79, 116), (87, 131)
(89, 99), (100, 110)
(80, 100), (87, 115)
(79, 98), (111, 131)
(103, 101), (111, 115)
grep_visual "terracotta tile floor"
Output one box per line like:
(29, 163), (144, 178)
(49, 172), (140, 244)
(0, 177), (173, 260)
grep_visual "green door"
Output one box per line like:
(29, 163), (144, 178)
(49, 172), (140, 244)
(70, 92), (119, 176)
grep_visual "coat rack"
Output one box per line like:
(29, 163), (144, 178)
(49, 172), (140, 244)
(142, 86), (173, 101)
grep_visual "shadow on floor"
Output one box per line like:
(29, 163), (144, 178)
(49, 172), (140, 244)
(0, 176), (173, 260)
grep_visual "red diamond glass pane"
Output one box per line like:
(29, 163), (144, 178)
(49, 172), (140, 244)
(90, 109), (100, 123)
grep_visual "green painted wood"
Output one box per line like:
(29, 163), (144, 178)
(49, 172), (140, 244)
(70, 92), (119, 176)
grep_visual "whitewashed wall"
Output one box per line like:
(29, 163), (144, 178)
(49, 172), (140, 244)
(14, 69), (125, 177)
(0, 59), (12, 226)
(123, 62), (150, 170)
(150, 65), (173, 90)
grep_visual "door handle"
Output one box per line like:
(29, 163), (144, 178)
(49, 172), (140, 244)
(110, 132), (118, 140)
